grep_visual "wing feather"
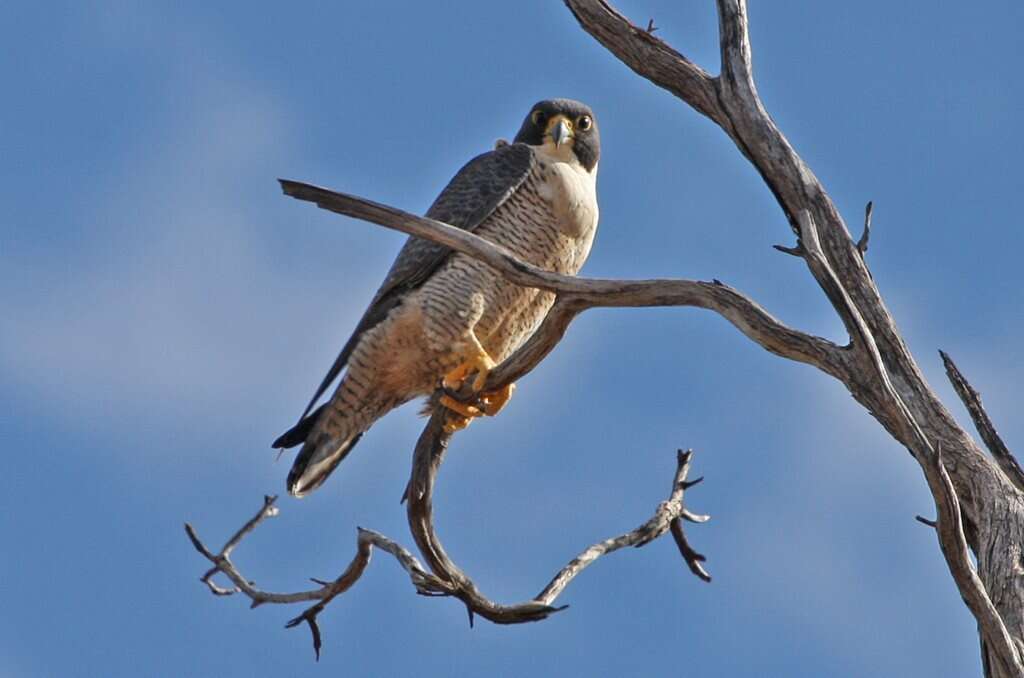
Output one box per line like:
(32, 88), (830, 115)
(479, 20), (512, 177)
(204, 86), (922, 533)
(277, 143), (536, 442)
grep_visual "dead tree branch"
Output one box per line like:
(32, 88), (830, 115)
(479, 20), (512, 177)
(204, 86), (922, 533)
(562, 0), (1024, 674)
(920, 446), (1024, 678)
(186, 499), (453, 659)
(940, 350), (1024, 493)
(278, 180), (847, 382)
(193, 1), (1024, 672)
(188, 442), (709, 656)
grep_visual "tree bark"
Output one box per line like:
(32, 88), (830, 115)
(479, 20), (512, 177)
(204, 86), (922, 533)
(563, 1), (1024, 674)
(189, 3), (1024, 673)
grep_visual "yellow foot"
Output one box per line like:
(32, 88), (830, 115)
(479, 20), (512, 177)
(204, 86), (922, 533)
(443, 411), (473, 434)
(442, 349), (497, 392)
(440, 393), (481, 433)
(479, 383), (516, 417)
(439, 394), (482, 419)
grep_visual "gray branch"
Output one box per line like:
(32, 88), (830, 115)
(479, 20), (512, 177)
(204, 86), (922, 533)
(188, 441), (709, 656)
(564, 0), (1024, 674)
(191, 1), (1024, 671)
(940, 350), (1024, 494)
(919, 446), (1024, 678)
(278, 180), (847, 381)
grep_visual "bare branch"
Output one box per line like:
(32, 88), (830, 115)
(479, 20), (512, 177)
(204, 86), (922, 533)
(196, 2), (1024, 670)
(921, 446), (1024, 677)
(186, 501), (453, 659)
(940, 351), (1024, 494)
(772, 243), (804, 258)
(403, 412), (711, 624)
(797, 210), (931, 437)
(562, 1), (724, 126)
(715, 0), (754, 92)
(536, 449), (711, 605)
(189, 435), (709, 650)
(278, 180), (847, 380)
(798, 200), (1024, 677)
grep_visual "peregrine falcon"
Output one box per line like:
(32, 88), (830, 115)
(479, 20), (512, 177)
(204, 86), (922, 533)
(275, 99), (601, 497)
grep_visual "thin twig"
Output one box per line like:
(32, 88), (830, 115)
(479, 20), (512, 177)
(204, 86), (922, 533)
(189, 443), (709, 652)
(536, 449), (710, 605)
(186, 504), (452, 659)
(563, 0), (723, 125)
(856, 201), (873, 256)
(773, 243), (804, 258)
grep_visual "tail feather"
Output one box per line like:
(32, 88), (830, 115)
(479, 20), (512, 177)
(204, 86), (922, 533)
(272, 403), (328, 450)
(286, 432), (364, 497)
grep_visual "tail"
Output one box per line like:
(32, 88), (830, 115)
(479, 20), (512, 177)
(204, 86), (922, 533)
(285, 431), (365, 497)
(273, 402), (369, 497)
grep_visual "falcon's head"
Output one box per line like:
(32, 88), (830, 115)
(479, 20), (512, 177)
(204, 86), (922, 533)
(513, 99), (600, 174)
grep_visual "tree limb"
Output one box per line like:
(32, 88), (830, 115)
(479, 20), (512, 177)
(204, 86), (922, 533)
(562, 4), (1024, 674)
(188, 442), (709, 655)
(921, 445), (1024, 677)
(278, 180), (847, 381)
(940, 350), (1024, 493)
(193, 2), (1024, 671)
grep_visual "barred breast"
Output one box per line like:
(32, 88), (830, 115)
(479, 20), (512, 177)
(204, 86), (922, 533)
(414, 155), (597, 387)
(321, 152), (598, 422)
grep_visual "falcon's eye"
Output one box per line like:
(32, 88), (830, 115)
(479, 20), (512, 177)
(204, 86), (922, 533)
(576, 115), (593, 131)
(531, 110), (546, 126)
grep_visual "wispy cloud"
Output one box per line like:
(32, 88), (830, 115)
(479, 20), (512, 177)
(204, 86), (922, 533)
(0, 10), (369, 445)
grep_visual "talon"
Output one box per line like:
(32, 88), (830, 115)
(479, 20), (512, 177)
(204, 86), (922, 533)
(439, 394), (482, 419)
(443, 412), (473, 434)
(479, 383), (516, 416)
(442, 361), (473, 391)
(443, 347), (497, 393)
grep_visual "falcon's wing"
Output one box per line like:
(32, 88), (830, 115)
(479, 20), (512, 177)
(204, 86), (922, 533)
(274, 143), (536, 446)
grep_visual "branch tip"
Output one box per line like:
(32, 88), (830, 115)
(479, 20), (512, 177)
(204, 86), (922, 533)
(940, 351), (1024, 493)
(856, 200), (873, 256)
(773, 243), (804, 257)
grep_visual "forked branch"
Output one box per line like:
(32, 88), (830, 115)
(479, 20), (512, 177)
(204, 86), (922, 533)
(191, 1), (1024, 672)
(564, 0), (1024, 675)
(187, 437), (709, 657)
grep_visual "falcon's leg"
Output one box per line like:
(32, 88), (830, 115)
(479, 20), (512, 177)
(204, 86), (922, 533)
(438, 329), (516, 426)
(439, 394), (481, 419)
(442, 334), (496, 392)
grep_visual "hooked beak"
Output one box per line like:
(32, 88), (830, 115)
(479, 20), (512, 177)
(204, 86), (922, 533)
(547, 115), (574, 148)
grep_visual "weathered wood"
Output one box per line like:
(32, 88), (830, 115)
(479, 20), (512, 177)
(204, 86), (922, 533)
(564, 0), (1024, 674)
(187, 427), (709, 653)
(190, 3), (1024, 672)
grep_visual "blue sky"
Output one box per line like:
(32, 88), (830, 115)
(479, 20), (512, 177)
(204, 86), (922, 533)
(2, 1), (1021, 676)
